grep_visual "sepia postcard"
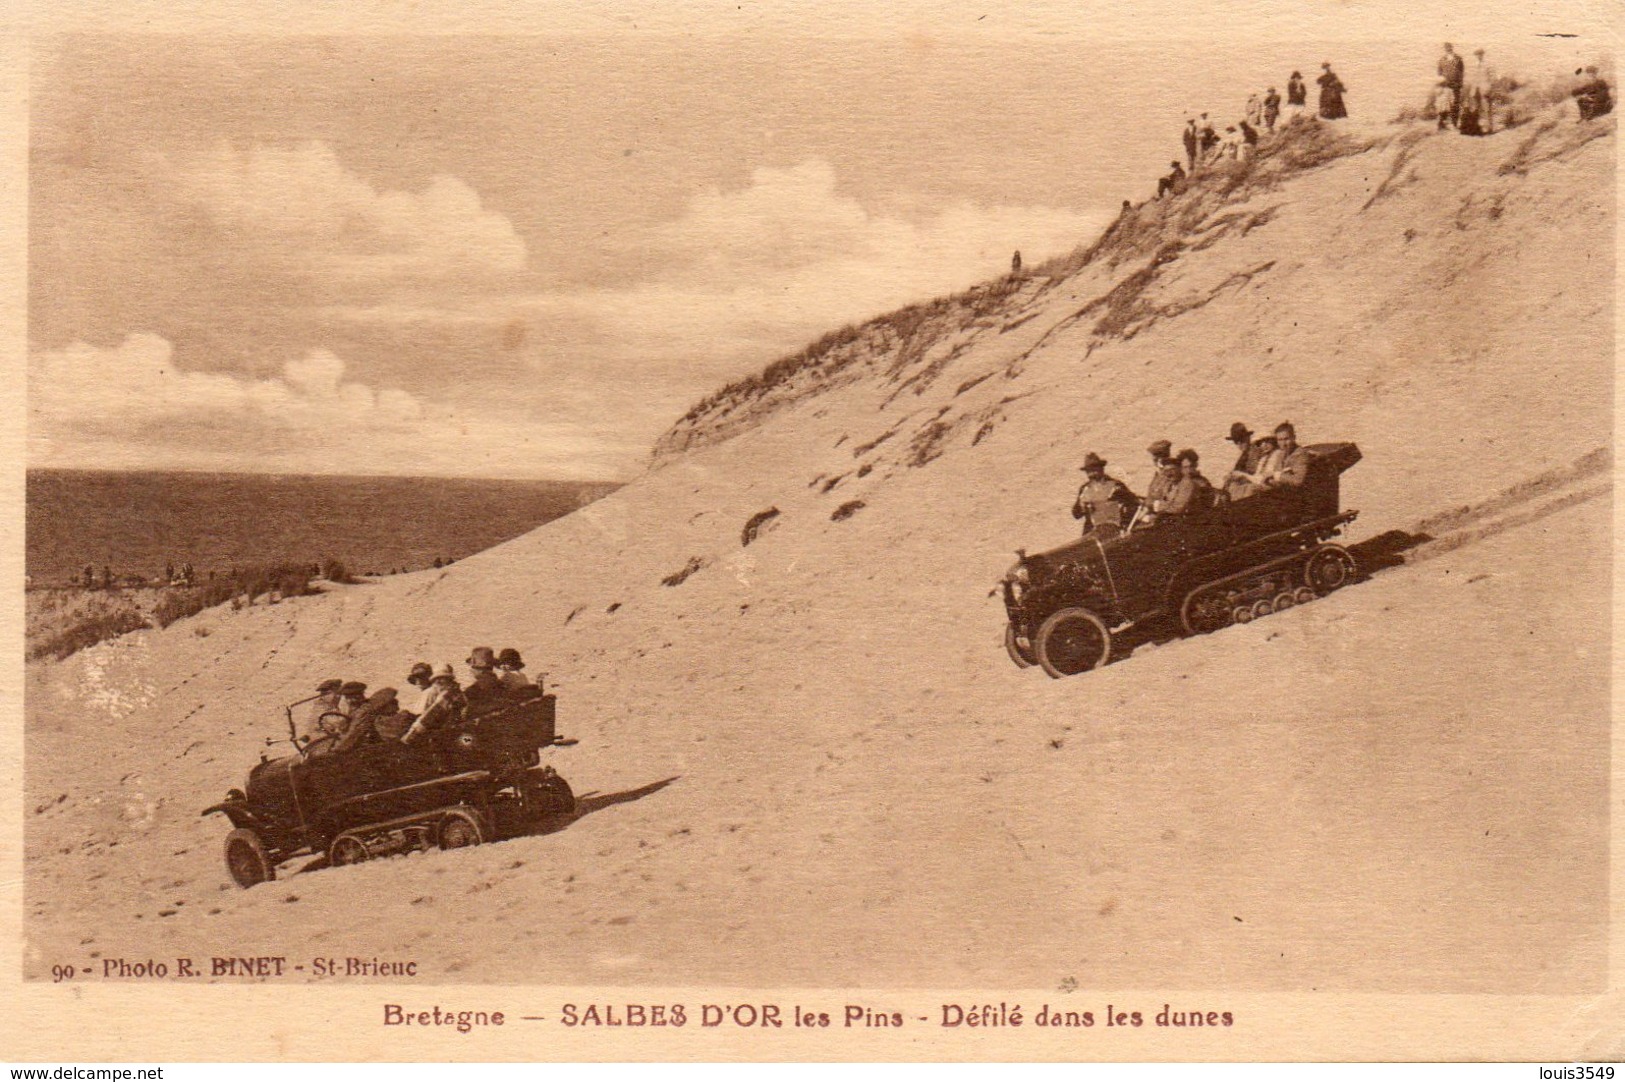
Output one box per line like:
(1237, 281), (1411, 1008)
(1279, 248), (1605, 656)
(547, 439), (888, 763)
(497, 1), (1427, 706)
(4, 0), (1621, 1064)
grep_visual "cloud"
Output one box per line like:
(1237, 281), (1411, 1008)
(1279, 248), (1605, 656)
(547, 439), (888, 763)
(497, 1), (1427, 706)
(170, 141), (528, 283)
(27, 334), (632, 479)
(30, 334), (423, 455)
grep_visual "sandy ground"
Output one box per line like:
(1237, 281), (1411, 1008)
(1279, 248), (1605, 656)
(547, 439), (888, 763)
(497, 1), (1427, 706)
(23, 111), (1612, 992)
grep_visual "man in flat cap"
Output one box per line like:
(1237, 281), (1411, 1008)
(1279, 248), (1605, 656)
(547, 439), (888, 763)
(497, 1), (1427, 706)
(1071, 452), (1139, 540)
(298, 677), (345, 744)
(1144, 440), (1179, 522)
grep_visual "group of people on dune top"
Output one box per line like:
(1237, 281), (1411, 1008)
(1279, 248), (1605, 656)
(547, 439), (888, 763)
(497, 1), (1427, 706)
(1158, 63), (1346, 200)
(1071, 421), (1309, 540)
(297, 645), (538, 755)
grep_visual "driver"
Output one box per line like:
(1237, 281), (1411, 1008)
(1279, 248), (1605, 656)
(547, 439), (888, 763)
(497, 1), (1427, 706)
(298, 678), (344, 743)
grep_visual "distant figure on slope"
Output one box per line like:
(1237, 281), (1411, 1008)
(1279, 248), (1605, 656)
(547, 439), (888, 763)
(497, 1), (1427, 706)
(1436, 43), (1465, 129)
(1573, 67), (1613, 121)
(1221, 125), (1241, 159)
(1238, 119), (1260, 161)
(1011, 250), (1023, 278)
(1263, 87), (1282, 130)
(1198, 114), (1219, 164)
(1245, 92), (1263, 127)
(1317, 63), (1348, 120)
(1183, 118), (1199, 171)
(1462, 49), (1495, 135)
(1071, 453), (1138, 541)
(1157, 161), (1186, 198)
(1287, 71), (1308, 110)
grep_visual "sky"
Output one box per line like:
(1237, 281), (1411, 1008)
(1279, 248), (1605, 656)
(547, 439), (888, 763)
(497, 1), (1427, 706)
(25, 8), (1614, 479)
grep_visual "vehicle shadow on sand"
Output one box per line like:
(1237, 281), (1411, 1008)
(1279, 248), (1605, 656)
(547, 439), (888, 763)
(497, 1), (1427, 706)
(1116, 531), (1429, 658)
(568, 776), (681, 823)
(289, 776), (682, 875)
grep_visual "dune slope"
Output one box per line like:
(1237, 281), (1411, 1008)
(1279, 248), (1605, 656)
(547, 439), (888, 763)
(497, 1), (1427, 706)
(24, 112), (1613, 992)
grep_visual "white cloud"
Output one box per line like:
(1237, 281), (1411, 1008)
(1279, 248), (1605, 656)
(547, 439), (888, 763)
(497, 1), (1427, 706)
(170, 141), (527, 282)
(26, 334), (631, 478)
(30, 334), (423, 451)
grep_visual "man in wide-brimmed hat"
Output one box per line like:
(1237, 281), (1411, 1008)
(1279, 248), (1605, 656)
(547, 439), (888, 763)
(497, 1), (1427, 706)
(1071, 452), (1139, 540)
(496, 647), (532, 692)
(464, 645), (505, 707)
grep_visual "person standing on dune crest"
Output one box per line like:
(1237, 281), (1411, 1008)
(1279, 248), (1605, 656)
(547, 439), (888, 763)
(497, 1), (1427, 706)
(1317, 62), (1348, 120)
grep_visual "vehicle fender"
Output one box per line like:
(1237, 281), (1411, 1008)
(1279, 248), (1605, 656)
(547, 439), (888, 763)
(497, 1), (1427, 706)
(201, 800), (262, 831)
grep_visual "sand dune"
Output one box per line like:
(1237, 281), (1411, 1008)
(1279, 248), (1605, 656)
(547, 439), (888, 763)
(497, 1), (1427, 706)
(24, 110), (1612, 992)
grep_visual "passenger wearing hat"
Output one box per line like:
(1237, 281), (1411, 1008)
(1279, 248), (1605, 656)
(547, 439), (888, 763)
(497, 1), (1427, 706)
(496, 648), (532, 692)
(1223, 422), (1274, 501)
(1071, 452), (1139, 540)
(1143, 440), (1179, 520)
(297, 677), (345, 743)
(399, 661), (434, 718)
(332, 686), (403, 753)
(1164, 449), (1217, 516)
(403, 664), (464, 745)
(463, 646), (505, 708)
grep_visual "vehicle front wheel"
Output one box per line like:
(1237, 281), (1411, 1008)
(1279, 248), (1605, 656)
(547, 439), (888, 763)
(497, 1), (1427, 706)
(224, 828), (276, 889)
(1034, 607), (1112, 679)
(1004, 624), (1035, 668)
(437, 807), (488, 850)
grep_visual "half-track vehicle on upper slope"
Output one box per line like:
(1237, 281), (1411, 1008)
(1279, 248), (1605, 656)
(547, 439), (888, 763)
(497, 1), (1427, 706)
(1002, 442), (1362, 678)
(203, 688), (577, 888)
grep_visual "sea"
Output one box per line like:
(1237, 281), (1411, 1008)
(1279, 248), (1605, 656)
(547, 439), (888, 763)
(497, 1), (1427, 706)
(26, 470), (622, 585)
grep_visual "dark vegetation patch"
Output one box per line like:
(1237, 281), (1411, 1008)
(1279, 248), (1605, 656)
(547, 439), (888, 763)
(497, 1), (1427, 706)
(852, 428), (898, 457)
(606, 601), (622, 613)
(564, 605), (585, 625)
(856, 463), (873, 478)
(820, 475), (845, 493)
(830, 500), (867, 522)
(908, 419), (955, 467)
(154, 563), (324, 628)
(955, 372), (995, 397)
(661, 557), (707, 587)
(740, 507), (781, 547)
(29, 608), (149, 662)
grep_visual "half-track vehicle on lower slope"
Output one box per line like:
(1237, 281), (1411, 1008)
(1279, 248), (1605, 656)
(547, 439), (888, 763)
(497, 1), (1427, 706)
(1002, 442), (1362, 678)
(204, 688), (577, 888)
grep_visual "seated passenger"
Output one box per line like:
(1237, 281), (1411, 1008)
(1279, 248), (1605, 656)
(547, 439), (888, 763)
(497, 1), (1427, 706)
(1226, 433), (1279, 500)
(297, 678), (344, 744)
(463, 646), (506, 708)
(402, 665), (464, 745)
(1162, 448), (1216, 516)
(1257, 422), (1310, 489)
(331, 687), (401, 753)
(399, 662), (433, 717)
(1071, 452), (1139, 540)
(496, 647), (532, 692)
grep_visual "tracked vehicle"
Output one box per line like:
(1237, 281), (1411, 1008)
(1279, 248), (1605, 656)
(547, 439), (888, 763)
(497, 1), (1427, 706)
(1002, 442), (1361, 678)
(204, 689), (576, 888)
